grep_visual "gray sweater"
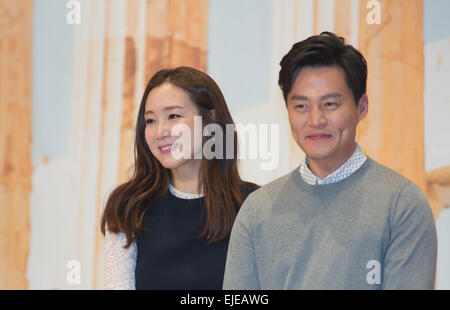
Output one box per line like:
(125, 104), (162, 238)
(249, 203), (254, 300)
(223, 158), (437, 289)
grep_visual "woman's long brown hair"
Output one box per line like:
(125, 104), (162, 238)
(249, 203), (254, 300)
(101, 66), (250, 248)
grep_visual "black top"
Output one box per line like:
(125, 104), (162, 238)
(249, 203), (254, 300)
(135, 182), (259, 290)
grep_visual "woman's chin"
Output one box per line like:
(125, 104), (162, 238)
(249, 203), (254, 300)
(159, 157), (188, 170)
(159, 161), (180, 170)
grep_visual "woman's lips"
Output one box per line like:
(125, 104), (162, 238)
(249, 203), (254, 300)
(159, 144), (176, 154)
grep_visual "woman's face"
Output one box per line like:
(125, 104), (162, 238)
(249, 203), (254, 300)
(144, 83), (202, 170)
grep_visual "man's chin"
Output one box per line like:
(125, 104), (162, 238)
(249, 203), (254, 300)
(304, 151), (333, 161)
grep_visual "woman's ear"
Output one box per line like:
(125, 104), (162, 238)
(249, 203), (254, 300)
(207, 109), (217, 122)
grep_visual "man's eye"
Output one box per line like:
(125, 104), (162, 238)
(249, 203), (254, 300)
(325, 102), (337, 107)
(296, 104), (307, 110)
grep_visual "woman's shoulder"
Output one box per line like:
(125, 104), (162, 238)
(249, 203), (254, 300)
(239, 181), (260, 200)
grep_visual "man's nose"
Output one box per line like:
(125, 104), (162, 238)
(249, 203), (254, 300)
(308, 106), (326, 127)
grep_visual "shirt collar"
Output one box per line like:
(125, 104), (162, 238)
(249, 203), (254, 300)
(168, 184), (204, 199)
(299, 142), (367, 185)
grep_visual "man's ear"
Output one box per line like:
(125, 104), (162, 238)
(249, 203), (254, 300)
(357, 94), (369, 122)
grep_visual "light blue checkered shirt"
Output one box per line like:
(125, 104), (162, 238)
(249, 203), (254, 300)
(299, 142), (367, 185)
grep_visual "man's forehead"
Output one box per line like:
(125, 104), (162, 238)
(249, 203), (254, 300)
(294, 66), (346, 83)
(289, 67), (350, 97)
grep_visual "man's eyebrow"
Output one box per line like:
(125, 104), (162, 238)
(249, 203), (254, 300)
(290, 94), (309, 101)
(320, 93), (342, 100)
(144, 105), (185, 115)
(289, 93), (343, 101)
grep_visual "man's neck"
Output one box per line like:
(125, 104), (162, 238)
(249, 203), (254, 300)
(307, 144), (356, 179)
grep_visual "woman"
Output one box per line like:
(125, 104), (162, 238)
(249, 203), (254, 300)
(101, 66), (259, 289)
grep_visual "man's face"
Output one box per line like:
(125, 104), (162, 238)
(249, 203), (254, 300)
(286, 66), (368, 165)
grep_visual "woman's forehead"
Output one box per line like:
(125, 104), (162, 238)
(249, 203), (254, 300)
(145, 83), (196, 113)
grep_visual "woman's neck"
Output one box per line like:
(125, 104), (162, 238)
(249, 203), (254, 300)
(170, 159), (202, 194)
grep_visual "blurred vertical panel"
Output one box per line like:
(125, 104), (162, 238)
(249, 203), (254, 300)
(357, 0), (426, 192)
(334, 0), (352, 40)
(333, 0), (359, 48)
(70, 0), (107, 289)
(314, 0), (335, 34)
(0, 0), (33, 289)
(424, 37), (450, 219)
(92, 0), (127, 289)
(117, 0), (144, 185)
(334, 1), (360, 52)
(145, 0), (208, 82)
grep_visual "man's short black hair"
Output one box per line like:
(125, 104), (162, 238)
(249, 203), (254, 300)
(278, 32), (367, 105)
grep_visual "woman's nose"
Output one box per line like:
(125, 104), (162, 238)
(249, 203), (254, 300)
(156, 120), (171, 139)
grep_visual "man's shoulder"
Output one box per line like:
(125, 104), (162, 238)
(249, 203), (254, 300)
(364, 158), (417, 192)
(243, 170), (297, 206)
(362, 158), (431, 216)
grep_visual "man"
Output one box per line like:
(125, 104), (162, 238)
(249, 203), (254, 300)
(223, 32), (437, 289)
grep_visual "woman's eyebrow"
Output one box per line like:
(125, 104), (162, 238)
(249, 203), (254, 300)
(145, 105), (185, 115)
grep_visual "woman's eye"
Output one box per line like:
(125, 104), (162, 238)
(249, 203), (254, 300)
(169, 114), (181, 120)
(145, 119), (155, 124)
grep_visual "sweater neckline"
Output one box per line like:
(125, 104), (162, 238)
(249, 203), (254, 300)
(292, 157), (374, 194)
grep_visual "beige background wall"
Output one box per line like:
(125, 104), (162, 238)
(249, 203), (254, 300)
(0, 0), (33, 290)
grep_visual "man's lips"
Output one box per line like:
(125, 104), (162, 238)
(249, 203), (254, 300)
(306, 134), (332, 140)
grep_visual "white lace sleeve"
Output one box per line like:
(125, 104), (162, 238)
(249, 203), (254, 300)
(104, 231), (137, 290)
